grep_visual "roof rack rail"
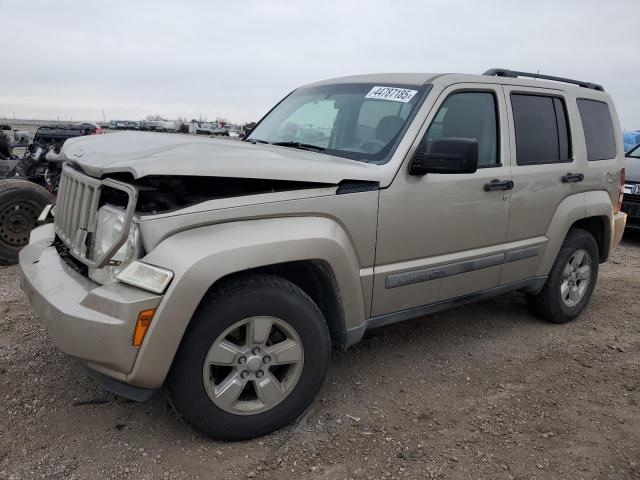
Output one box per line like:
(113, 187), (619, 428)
(483, 68), (604, 92)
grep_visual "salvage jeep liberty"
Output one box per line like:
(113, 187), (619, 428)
(20, 69), (627, 440)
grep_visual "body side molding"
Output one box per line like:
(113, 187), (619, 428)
(385, 245), (543, 289)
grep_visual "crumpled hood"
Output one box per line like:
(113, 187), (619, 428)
(62, 131), (381, 184)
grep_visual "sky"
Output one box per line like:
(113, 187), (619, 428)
(1, 0), (639, 129)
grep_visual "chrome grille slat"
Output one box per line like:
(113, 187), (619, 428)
(63, 179), (77, 238)
(70, 182), (85, 246)
(55, 165), (102, 259)
(61, 175), (74, 238)
(79, 184), (92, 230)
(56, 174), (66, 217)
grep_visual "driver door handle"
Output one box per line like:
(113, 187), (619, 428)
(484, 179), (514, 192)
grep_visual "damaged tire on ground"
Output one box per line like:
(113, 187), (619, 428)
(0, 179), (54, 265)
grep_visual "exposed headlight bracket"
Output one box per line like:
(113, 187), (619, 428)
(92, 178), (139, 269)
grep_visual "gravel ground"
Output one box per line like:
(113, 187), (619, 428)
(1, 233), (639, 480)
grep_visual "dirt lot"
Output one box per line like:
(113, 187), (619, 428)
(1, 233), (639, 480)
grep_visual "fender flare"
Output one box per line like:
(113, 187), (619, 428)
(126, 216), (365, 388)
(583, 190), (615, 262)
(536, 193), (585, 277)
(535, 190), (613, 276)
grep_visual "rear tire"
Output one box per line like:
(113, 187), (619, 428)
(0, 132), (11, 159)
(528, 228), (599, 323)
(0, 179), (54, 265)
(168, 274), (331, 441)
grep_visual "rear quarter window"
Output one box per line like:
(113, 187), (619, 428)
(576, 99), (617, 161)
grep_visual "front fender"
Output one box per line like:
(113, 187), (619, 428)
(126, 216), (365, 388)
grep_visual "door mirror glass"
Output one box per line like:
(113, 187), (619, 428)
(409, 137), (479, 175)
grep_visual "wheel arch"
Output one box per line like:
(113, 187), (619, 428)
(571, 216), (609, 263)
(216, 260), (347, 349)
(536, 191), (613, 276)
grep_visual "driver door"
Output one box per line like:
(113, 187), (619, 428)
(372, 84), (512, 316)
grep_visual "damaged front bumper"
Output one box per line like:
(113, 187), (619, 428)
(19, 224), (162, 400)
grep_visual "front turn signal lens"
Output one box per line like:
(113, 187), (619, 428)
(133, 308), (156, 346)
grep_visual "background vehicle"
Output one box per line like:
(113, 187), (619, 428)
(624, 131), (640, 152)
(623, 143), (640, 230)
(146, 120), (178, 132)
(189, 121), (217, 135)
(19, 69), (627, 440)
(0, 123), (100, 264)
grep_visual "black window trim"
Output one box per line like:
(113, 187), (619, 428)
(576, 97), (617, 161)
(509, 91), (574, 166)
(425, 88), (502, 169)
(627, 143), (640, 157)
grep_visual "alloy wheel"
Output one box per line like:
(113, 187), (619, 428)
(560, 249), (592, 307)
(202, 316), (304, 415)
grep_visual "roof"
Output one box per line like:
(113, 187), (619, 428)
(302, 73), (439, 88)
(301, 71), (607, 96)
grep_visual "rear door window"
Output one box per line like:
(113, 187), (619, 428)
(577, 99), (617, 160)
(511, 94), (571, 165)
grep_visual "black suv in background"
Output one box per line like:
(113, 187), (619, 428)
(623, 144), (640, 230)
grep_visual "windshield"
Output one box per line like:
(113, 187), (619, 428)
(247, 83), (429, 163)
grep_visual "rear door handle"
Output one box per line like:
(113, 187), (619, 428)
(484, 179), (514, 191)
(561, 172), (584, 183)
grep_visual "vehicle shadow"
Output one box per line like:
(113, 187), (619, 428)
(621, 228), (640, 246)
(337, 289), (540, 364)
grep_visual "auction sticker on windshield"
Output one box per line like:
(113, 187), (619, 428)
(365, 86), (418, 103)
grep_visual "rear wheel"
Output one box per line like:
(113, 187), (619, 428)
(168, 274), (331, 440)
(0, 132), (11, 158)
(528, 228), (599, 323)
(0, 179), (54, 265)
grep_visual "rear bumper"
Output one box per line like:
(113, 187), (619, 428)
(19, 224), (162, 384)
(613, 211), (627, 245)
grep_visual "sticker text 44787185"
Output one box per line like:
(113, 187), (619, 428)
(365, 86), (418, 103)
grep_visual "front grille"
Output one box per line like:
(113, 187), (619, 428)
(54, 163), (138, 268)
(54, 165), (102, 261)
(623, 182), (640, 204)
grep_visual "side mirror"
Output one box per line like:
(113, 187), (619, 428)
(409, 137), (479, 175)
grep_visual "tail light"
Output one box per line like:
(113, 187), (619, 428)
(615, 168), (625, 214)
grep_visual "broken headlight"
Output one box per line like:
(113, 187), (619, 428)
(88, 205), (141, 285)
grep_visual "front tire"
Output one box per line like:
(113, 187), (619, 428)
(528, 228), (599, 324)
(168, 274), (331, 441)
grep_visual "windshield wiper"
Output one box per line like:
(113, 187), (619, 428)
(271, 141), (326, 152)
(248, 138), (269, 144)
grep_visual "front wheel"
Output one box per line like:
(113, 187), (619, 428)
(168, 274), (331, 440)
(528, 228), (599, 324)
